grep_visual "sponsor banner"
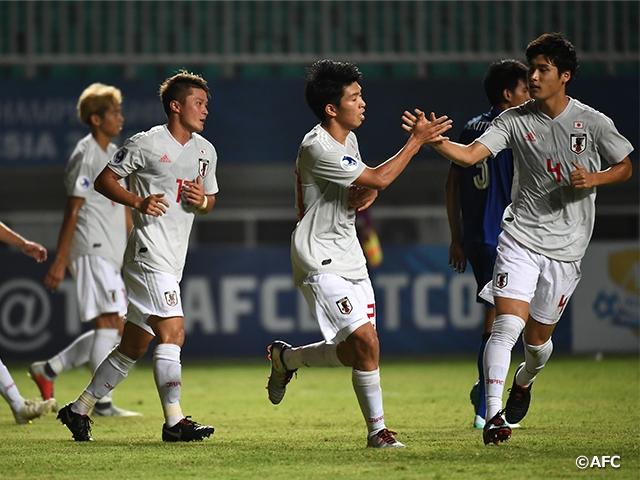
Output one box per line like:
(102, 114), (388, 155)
(572, 242), (639, 353)
(0, 245), (572, 360)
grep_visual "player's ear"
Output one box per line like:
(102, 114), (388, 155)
(170, 100), (181, 114)
(325, 103), (338, 119)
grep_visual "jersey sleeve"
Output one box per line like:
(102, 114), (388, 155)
(475, 114), (511, 157)
(65, 147), (93, 198)
(312, 149), (366, 187)
(593, 115), (634, 165)
(107, 137), (145, 178)
(203, 144), (219, 195)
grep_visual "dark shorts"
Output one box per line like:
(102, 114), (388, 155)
(463, 242), (498, 307)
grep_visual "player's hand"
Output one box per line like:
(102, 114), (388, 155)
(448, 241), (466, 273)
(21, 240), (47, 263)
(139, 193), (169, 216)
(44, 258), (66, 292)
(571, 162), (595, 189)
(402, 110), (452, 144)
(183, 176), (207, 208)
(348, 186), (378, 211)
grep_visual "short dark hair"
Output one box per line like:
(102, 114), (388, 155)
(159, 69), (210, 117)
(305, 60), (362, 121)
(483, 59), (528, 107)
(525, 33), (579, 84)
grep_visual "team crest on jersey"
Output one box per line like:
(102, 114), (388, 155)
(573, 121), (584, 129)
(164, 291), (179, 307)
(570, 134), (587, 154)
(199, 158), (210, 177)
(336, 296), (353, 315)
(76, 176), (91, 191)
(112, 148), (127, 165)
(496, 273), (508, 289)
(340, 155), (358, 171)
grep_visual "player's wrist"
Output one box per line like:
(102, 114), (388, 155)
(197, 195), (208, 211)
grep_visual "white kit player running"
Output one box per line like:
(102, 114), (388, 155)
(404, 33), (633, 445)
(57, 70), (218, 442)
(266, 59), (452, 448)
(32, 83), (139, 418)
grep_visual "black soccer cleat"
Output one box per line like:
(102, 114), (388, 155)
(505, 363), (532, 424)
(483, 410), (511, 445)
(162, 416), (215, 442)
(58, 402), (94, 441)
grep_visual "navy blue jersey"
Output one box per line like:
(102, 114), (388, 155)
(453, 108), (514, 247)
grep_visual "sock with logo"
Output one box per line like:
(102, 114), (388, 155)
(282, 341), (344, 369)
(48, 329), (95, 376)
(154, 343), (183, 427)
(0, 358), (25, 413)
(516, 338), (553, 387)
(483, 314), (525, 420)
(352, 368), (385, 434)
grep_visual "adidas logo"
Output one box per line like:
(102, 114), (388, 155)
(524, 132), (536, 142)
(159, 155), (171, 163)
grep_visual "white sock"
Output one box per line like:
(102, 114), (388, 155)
(153, 344), (183, 427)
(352, 368), (386, 434)
(49, 330), (95, 374)
(516, 338), (553, 387)
(74, 348), (135, 415)
(283, 341), (344, 369)
(0, 358), (24, 412)
(90, 328), (121, 405)
(484, 314), (525, 420)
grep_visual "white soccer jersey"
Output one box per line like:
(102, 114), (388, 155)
(108, 125), (219, 280)
(291, 124), (368, 286)
(476, 98), (633, 261)
(65, 133), (127, 270)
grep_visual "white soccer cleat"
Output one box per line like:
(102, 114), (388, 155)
(13, 398), (58, 424)
(367, 428), (406, 448)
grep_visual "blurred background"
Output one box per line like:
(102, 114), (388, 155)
(0, 1), (637, 360)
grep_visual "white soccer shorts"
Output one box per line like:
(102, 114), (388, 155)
(122, 261), (184, 336)
(68, 255), (127, 322)
(479, 231), (582, 325)
(300, 273), (376, 344)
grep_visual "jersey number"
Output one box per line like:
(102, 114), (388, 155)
(175, 179), (187, 202)
(547, 158), (562, 182)
(473, 157), (489, 190)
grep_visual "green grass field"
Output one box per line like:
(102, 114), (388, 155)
(1, 355), (638, 479)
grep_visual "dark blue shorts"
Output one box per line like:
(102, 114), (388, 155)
(463, 243), (498, 307)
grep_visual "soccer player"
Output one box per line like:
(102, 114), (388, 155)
(0, 222), (58, 423)
(30, 83), (140, 417)
(405, 33), (633, 445)
(444, 60), (530, 429)
(57, 70), (218, 442)
(266, 59), (452, 448)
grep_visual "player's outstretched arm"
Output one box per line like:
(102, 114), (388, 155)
(403, 111), (490, 167)
(0, 222), (47, 263)
(95, 167), (170, 217)
(355, 110), (452, 190)
(571, 157), (632, 189)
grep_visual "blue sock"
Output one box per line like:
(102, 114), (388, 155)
(477, 333), (491, 419)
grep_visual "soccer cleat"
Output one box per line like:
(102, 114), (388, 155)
(367, 429), (406, 448)
(92, 403), (142, 417)
(28, 361), (57, 410)
(483, 410), (511, 445)
(13, 398), (57, 424)
(58, 403), (94, 441)
(505, 362), (532, 424)
(162, 416), (214, 442)
(266, 340), (297, 405)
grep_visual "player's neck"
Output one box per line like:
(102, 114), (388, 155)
(92, 131), (114, 152)
(167, 121), (193, 146)
(535, 93), (569, 119)
(321, 122), (349, 146)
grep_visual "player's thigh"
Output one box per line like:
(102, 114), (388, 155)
(69, 255), (127, 322)
(300, 274), (374, 344)
(529, 257), (582, 325)
(122, 262), (184, 337)
(465, 242), (498, 305)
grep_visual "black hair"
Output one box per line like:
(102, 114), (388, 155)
(525, 33), (579, 84)
(305, 60), (363, 121)
(159, 69), (210, 117)
(483, 59), (528, 107)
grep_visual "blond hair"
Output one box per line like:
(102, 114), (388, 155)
(77, 83), (122, 127)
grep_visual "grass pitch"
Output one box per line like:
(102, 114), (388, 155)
(1, 355), (638, 479)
